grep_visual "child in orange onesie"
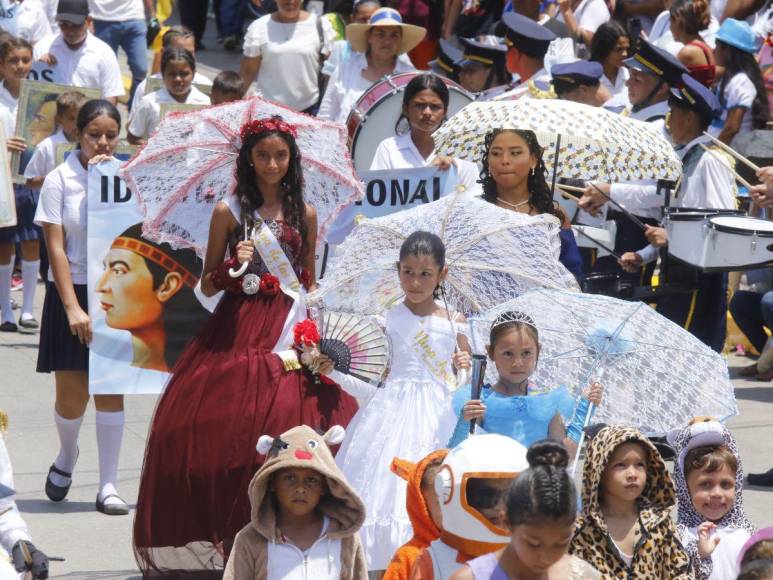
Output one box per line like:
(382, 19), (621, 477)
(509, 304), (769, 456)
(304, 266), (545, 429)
(384, 450), (448, 580)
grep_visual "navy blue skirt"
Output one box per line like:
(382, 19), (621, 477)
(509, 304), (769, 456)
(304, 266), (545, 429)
(37, 281), (89, 373)
(0, 185), (42, 244)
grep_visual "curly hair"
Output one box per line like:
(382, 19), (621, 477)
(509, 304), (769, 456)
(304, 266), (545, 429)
(479, 128), (563, 221)
(717, 41), (770, 131)
(669, 0), (711, 36)
(589, 20), (628, 64)
(234, 117), (308, 255)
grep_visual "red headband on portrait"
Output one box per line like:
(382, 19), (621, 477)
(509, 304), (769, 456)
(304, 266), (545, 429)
(111, 237), (200, 289)
(240, 118), (298, 141)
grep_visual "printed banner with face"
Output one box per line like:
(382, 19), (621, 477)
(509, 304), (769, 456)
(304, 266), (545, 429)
(87, 159), (216, 395)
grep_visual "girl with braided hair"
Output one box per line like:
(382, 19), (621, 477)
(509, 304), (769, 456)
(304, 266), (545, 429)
(133, 116), (358, 577)
(452, 440), (601, 579)
(478, 129), (584, 284)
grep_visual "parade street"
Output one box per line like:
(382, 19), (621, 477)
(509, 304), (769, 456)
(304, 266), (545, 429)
(0, 283), (771, 579)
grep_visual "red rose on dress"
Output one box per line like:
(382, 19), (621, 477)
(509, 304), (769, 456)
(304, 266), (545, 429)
(293, 319), (320, 348)
(259, 273), (280, 296)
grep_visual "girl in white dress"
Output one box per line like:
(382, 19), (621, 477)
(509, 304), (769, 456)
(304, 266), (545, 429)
(319, 230), (471, 572)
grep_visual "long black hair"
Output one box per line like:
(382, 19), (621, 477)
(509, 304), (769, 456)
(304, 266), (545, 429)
(396, 73), (450, 134)
(589, 20), (628, 64)
(506, 440), (577, 527)
(76, 99), (121, 133)
(160, 46), (196, 75)
(234, 117), (308, 255)
(479, 129), (562, 221)
(717, 40), (769, 130)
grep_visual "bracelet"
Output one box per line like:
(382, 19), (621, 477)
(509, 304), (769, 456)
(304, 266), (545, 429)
(210, 257), (244, 294)
(566, 397), (592, 443)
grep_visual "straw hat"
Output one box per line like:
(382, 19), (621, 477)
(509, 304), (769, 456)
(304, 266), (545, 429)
(346, 7), (426, 55)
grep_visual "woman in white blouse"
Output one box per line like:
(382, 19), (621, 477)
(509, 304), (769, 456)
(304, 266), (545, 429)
(589, 21), (630, 103)
(318, 7), (424, 125)
(239, 0), (335, 113)
(370, 74), (481, 195)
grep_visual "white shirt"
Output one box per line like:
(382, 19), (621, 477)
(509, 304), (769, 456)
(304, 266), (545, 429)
(556, 0), (610, 34)
(88, 0), (145, 21)
(711, 72), (757, 139)
(243, 12), (335, 111)
(34, 153), (88, 283)
(0, 107), (13, 138)
(0, 82), (18, 133)
(33, 32), (124, 98)
(0, 433), (32, 557)
(128, 85), (210, 139)
(15, 0), (52, 45)
(636, 135), (737, 262)
(321, 39), (414, 78)
(370, 133), (482, 195)
(130, 70), (212, 111)
(265, 517), (343, 580)
(600, 66), (629, 98)
(318, 50), (416, 124)
(683, 526), (750, 580)
(24, 128), (68, 179)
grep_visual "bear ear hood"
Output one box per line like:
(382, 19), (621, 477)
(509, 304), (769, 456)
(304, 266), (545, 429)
(667, 419), (754, 533)
(249, 425), (365, 542)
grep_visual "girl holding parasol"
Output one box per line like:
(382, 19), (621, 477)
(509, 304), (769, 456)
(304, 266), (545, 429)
(132, 116), (358, 577)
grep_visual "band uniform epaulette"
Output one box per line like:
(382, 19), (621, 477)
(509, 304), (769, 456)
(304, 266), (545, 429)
(0, 410), (7, 433)
(527, 79), (556, 99)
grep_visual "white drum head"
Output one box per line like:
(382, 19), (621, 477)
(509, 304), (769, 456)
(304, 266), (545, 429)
(709, 215), (773, 235)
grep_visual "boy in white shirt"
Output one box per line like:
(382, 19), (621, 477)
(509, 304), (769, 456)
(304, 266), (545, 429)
(32, 0), (124, 102)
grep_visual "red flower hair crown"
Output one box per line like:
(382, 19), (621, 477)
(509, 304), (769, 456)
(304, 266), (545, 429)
(240, 117), (298, 141)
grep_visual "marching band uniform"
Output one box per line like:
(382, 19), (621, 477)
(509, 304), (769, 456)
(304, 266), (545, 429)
(597, 41), (687, 285)
(494, 13), (557, 101)
(429, 39), (463, 83)
(458, 37), (510, 100)
(636, 74), (737, 352)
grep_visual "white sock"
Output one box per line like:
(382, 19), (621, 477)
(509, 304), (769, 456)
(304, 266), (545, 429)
(20, 259), (39, 319)
(0, 263), (13, 324)
(52, 411), (84, 487)
(96, 410), (125, 505)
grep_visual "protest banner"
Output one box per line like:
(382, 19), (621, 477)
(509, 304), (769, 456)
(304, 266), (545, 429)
(87, 159), (215, 394)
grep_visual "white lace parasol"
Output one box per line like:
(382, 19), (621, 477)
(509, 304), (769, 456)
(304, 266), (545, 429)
(433, 99), (682, 183)
(309, 192), (580, 316)
(121, 96), (363, 256)
(468, 289), (738, 435)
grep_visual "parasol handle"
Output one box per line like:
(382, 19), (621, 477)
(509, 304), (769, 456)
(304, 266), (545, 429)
(229, 223), (252, 278)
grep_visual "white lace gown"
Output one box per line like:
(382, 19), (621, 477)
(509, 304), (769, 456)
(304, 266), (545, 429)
(335, 303), (461, 571)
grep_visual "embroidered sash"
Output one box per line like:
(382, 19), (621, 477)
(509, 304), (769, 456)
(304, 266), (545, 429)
(251, 219), (302, 300)
(390, 306), (459, 391)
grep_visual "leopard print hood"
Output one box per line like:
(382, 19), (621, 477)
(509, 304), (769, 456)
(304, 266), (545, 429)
(668, 420), (755, 534)
(581, 425), (676, 532)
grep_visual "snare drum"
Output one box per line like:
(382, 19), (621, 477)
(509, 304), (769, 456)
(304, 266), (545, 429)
(665, 208), (770, 271)
(347, 73), (474, 171)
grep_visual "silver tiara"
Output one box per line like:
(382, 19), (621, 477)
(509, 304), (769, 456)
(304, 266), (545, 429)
(491, 310), (537, 330)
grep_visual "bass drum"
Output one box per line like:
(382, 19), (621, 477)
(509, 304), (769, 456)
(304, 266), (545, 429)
(346, 72), (474, 172)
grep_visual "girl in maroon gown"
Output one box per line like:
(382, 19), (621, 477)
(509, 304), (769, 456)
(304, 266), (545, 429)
(133, 117), (358, 576)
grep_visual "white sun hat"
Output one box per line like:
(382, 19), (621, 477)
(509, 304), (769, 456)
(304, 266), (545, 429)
(346, 7), (427, 55)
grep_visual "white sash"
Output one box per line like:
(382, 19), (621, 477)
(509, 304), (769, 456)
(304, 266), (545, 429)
(251, 219), (302, 300)
(390, 305), (459, 391)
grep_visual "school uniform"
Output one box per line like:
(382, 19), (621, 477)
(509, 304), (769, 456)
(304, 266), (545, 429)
(127, 85), (210, 140)
(710, 72), (757, 139)
(15, 0), (53, 45)
(32, 31), (124, 98)
(33, 153), (89, 371)
(130, 70), (213, 112)
(23, 129), (68, 181)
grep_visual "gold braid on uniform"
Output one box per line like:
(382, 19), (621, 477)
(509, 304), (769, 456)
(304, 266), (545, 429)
(527, 80), (557, 99)
(0, 410), (7, 433)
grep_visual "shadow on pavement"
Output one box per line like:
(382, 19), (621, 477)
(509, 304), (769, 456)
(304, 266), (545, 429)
(16, 498), (136, 513)
(51, 571), (141, 579)
(733, 386), (773, 403)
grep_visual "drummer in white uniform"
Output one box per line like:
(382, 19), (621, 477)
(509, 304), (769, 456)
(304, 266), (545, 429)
(370, 73), (481, 196)
(317, 7), (421, 124)
(619, 73), (736, 352)
(494, 13), (557, 101)
(579, 40), (687, 285)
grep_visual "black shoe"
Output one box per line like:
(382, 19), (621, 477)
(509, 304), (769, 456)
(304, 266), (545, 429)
(223, 35), (240, 51)
(0, 321), (17, 332)
(45, 464), (73, 502)
(18, 317), (39, 332)
(96, 493), (129, 515)
(748, 468), (773, 487)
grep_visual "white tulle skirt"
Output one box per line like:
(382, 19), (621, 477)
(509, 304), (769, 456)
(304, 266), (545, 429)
(335, 377), (457, 571)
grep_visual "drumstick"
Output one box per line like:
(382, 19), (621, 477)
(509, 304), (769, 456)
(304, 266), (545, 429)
(556, 186), (580, 201)
(699, 144), (754, 189)
(588, 182), (648, 231)
(573, 226), (623, 260)
(702, 132), (760, 172)
(556, 183), (585, 193)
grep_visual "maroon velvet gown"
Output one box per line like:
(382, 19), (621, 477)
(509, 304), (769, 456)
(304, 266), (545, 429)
(133, 221), (358, 575)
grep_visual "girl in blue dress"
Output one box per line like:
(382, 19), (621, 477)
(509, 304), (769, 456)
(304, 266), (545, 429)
(449, 310), (602, 456)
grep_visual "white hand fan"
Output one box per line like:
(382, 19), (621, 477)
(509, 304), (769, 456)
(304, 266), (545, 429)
(317, 310), (391, 386)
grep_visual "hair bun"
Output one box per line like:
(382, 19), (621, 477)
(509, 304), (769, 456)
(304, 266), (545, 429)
(526, 440), (569, 469)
